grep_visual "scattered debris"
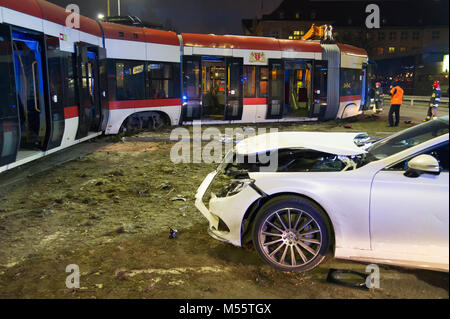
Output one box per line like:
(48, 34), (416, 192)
(89, 213), (101, 220)
(38, 209), (55, 218)
(115, 225), (126, 234)
(170, 196), (187, 202)
(82, 220), (94, 227)
(326, 268), (369, 290)
(115, 268), (128, 280)
(169, 227), (178, 239)
(343, 124), (352, 129)
(179, 206), (189, 211)
(159, 183), (172, 190)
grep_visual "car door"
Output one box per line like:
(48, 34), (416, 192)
(369, 141), (449, 268)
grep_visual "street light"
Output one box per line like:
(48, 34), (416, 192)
(97, 13), (105, 20)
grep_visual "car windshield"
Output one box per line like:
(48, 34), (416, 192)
(365, 116), (449, 162)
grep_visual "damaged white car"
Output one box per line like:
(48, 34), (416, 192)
(195, 116), (449, 272)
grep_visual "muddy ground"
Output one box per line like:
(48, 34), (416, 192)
(0, 114), (448, 299)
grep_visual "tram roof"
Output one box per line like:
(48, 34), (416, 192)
(0, 0), (367, 56)
(181, 33), (280, 51)
(278, 39), (323, 53)
(100, 21), (180, 46)
(181, 33), (325, 53)
(336, 43), (368, 57)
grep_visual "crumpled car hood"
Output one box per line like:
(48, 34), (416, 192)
(235, 131), (368, 156)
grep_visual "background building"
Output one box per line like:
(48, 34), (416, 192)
(243, 0), (449, 96)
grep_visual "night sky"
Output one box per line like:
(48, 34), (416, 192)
(47, 0), (283, 35)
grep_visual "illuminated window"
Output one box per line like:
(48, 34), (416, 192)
(388, 47), (396, 53)
(290, 30), (304, 40)
(243, 66), (256, 98)
(377, 47), (384, 55)
(400, 47), (407, 53)
(115, 60), (145, 100)
(295, 12), (300, 19)
(244, 66), (268, 98)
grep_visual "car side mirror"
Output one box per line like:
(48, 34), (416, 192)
(404, 154), (441, 178)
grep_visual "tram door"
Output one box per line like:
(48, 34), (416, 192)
(75, 44), (102, 139)
(12, 29), (49, 152)
(284, 60), (313, 118)
(98, 48), (109, 131)
(225, 58), (243, 121)
(312, 61), (328, 118)
(182, 56), (202, 121)
(46, 36), (65, 150)
(0, 24), (20, 166)
(202, 57), (226, 120)
(267, 59), (284, 119)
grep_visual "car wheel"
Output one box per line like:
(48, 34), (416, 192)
(252, 196), (330, 272)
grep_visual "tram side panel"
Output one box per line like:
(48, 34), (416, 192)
(102, 23), (182, 134)
(0, 0), (105, 173)
(336, 44), (368, 119)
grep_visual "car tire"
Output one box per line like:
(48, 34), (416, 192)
(252, 195), (330, 272)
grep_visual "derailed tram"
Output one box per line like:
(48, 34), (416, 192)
(0, 0), (369, 173)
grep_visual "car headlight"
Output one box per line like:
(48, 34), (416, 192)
(218, 179), (254, 198)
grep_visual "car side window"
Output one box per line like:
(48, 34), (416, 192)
(387, 141), (449, 172)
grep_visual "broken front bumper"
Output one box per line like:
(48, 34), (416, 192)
(195, 171), (262, 247)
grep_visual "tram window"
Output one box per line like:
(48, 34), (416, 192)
(64, 53), (76, 107)
(244, 66), (268, 98)
(147, 62), (180, 99)
(115, 60), (145, 100)
(244, 66), (256, 98)
(340, 68), (363, 97)
(184, 59), (201, 99)
(259, 67), (269, 98)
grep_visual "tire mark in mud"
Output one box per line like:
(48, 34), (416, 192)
(128, 266), (232, 277)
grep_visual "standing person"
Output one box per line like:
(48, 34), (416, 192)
(425, 81), (441, 121)
(388, 83), (404, 127)
(374, 82), (384, 113)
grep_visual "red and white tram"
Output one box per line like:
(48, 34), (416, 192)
(0, 0), (368, 173)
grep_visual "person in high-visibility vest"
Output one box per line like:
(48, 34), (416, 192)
(388, 83), (404, 127)
(425, 81), (441, 121)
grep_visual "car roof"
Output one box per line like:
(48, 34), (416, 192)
(235, 132), (367, 156)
